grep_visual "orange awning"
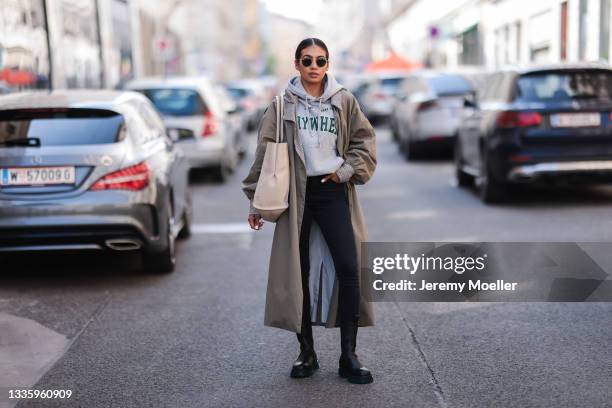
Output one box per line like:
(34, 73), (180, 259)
(0, 67), (36, 85)
(365, 52), (421, 72)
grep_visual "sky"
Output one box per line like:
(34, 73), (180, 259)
(261, 0), (323, 25)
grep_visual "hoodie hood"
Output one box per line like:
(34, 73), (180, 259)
(286, 73), (344, 102)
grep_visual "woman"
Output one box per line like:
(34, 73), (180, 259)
(241, 38), (376, 385)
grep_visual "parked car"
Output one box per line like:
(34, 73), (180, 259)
(0, 81), (14, 95)
(344, 74), (378, 112)
(454, 63), (612, 203)
(214, 85), (248, 159)
(358, 72), (411, 123)
(226, 79), (269, 131)
(125, 76), (240, 182)
(0, 90), (192, 273)
(392, 71), (475, 159)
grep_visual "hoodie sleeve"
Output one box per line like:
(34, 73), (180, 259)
(341, 93), (377, 185)
(241, 100), (278, 212)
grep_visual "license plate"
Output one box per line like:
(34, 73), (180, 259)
(0, 166), (76, 186)
(550, 112), (601, 128)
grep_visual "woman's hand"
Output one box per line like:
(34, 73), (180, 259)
(248, 213), (264, 230)
(321, 172), (340, 183)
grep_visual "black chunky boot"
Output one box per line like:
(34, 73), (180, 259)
(290, 331), (319, 378)
(338, 316), (373, 384)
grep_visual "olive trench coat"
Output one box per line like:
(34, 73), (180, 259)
(241, 87), (377, 334)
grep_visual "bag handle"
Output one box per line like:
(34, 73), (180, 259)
(275, 95), (284, 143)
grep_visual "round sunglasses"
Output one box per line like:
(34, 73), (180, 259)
(299, 56), (328, 68)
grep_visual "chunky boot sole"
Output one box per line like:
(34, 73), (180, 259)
(290, 360), (319, 378)
(338, 366), (374, 384)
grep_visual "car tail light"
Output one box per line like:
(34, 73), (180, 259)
(90, 161), (150, 191)
(202, 110), (219, 137)
(496, 111), (542, 128)
(417, 100), (439, 111)
(509, 154), (532, 163)
(373, 92), (387, 100)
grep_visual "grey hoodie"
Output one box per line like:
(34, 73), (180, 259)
(286, 74), (348, 177)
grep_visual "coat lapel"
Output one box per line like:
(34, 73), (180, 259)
(282, 93), (306, 166)
(331, 92), (346, 155)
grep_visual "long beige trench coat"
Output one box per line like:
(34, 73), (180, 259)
(241, 87), (377, 334)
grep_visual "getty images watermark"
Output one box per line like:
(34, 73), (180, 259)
(361, 242), (612, 302)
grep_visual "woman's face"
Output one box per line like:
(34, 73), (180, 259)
(295, 45), (329, 86)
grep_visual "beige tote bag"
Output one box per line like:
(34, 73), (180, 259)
(253, 95), (289, 222)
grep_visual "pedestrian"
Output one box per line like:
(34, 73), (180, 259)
(242, 38), (376, 384)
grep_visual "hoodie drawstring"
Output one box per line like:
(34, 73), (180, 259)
(303, 96), (321, 147)
(318, 97), (323, 147)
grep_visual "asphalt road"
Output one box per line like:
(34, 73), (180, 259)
(1, 127), (611, 408)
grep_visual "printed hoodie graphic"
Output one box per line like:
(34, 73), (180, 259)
(286, 74), (345, 176)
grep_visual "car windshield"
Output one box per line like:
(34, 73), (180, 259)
(515, 70), (612, 102)
(136, 88), (207, 116)
(0, 109), (124, 146)
(226, 87), (249, 100)
(427, 75), (473, 95)
(380, 77), (405, 89)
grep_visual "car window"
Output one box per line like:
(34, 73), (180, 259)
(515, 70), (612, 102)
(0, 109), (124, 146)
(380, 77), (405, 89)
(426, 75), (473, 95)
(226, 87), (249, 100)
(136, 88), (208, 116)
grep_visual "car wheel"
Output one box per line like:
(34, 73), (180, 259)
(143, 197), (176, 273)
(212, 163), (231, 183)
(454, 138), (473, 187)
(405, 140), (422, 161)
(177, 193), (192, 240)
(478, 151), (507, 204)
(391, 124), (399, 142)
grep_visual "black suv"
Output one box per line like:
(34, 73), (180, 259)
(455, 63), (612, 203)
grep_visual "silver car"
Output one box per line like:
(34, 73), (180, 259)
(125, 76), (240, 182)
(0, 90), (192, 273)
(358, 73), (410, 123)
(392, 71), (475, 160)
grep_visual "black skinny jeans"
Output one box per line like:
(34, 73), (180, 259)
(299, 174), (360, 337)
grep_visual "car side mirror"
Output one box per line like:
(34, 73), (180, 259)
(166, 127), (195, 142)
(228, 105), (242, 114)
(463, 92), (478, 109)
(167, 128), (179, 143)
(396, 92), (408, 102)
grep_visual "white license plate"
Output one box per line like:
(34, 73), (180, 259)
(550, 112), (601, 128)
(0, 166), (76, 186)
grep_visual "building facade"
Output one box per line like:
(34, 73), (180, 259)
(388, 0), (612, 69)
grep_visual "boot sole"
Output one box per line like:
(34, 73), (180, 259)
(338, 367), (374, 384)
(290, 360), (319, 378)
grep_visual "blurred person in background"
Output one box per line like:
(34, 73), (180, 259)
(242, 38), (377, 384)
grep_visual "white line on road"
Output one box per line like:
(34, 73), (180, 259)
(191, 223), (253, 234)
(386, 210), (437, 220)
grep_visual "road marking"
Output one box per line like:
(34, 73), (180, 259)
(0, 313), (70, 408)
(386, 210), (436, 220)
(191, 223), (253, 234)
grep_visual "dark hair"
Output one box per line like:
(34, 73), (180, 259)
(295, 38), (329, 61)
